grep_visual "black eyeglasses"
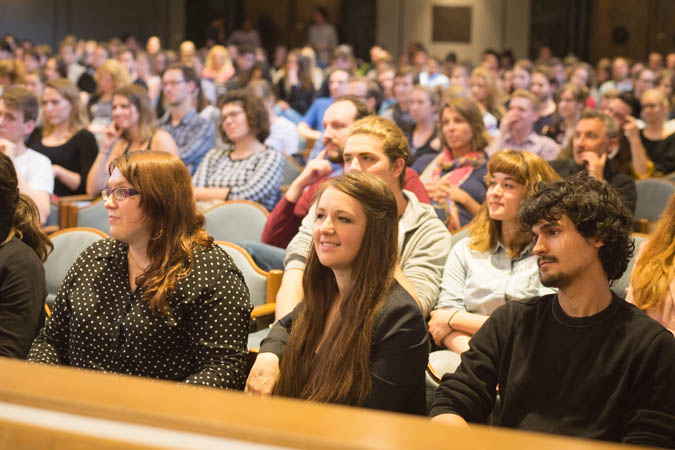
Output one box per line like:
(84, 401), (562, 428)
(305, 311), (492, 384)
(102, 187), (140, 201)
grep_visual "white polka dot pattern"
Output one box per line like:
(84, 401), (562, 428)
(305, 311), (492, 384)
(28, 239), (252, 390)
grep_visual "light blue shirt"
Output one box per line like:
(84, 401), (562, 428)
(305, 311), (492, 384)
(436, 237), (555, 314)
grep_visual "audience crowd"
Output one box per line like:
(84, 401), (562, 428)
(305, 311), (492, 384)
(0, 16), (674, 447)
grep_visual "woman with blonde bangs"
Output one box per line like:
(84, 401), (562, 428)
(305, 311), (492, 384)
(428, 150), (560, 355)
(202, 45), (235, 85)
(86, 84), (178, 195)
(419, 97), (490, 231)
(28, 78), (98, 196)
(247, 172), (429, 414)
(627, 195), (675, 335)
(29, 151), (252, 388)
(469, 66), (505, 133)
(87, 59), (131, 136)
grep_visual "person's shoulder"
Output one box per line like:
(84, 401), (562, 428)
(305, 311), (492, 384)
(72, 128), (97, 143)
(402, 190), (447, 230)
(22, 148), (51, 165)
(492, 293), (554, 321)
(618, 299), (673, 340)
(0, 238), (42, 269)
(379, 281), (425, 323)
(190, 243), (245, 284)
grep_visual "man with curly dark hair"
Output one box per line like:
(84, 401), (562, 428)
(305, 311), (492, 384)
(431, 174), (675, 448)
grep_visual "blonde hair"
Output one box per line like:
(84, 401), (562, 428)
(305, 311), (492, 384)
(470, 66), (506, 121)
(630, 195), (675, 311)
(42, 79), (89, 137)
(95, 59), (131, 94)
(204, 45), (234, 74)
(469, 149), (560, 257)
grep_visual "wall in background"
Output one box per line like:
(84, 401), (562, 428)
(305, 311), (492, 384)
(376, 0), (531, 65)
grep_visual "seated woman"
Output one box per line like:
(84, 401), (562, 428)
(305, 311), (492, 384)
(419, 97), (490, 231)
(246, 79), (299, 157)
(637, 88), (675, 176)
(545, 83), (587, 149)
(627, 194), (675, 335)
(202, 45), (236, 85)
(406, 85), (441, 172)
(86, 84), (179, 195)
(469, 66), (505, 135)
(28, 151), (252, 389)
(86, 59), (131, 139)
(0, 153), (52, 358)
(192, 90), (284, 211)
(428, 149), (560, 354)
(246, 172), (429, 414)
(27, 79), (98, 196)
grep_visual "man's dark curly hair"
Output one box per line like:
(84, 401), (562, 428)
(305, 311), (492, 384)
(218, 89), (270, 145)
(518, 173), (634, 284)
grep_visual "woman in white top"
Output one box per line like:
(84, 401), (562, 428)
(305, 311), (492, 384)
(428, 149), (560, 353)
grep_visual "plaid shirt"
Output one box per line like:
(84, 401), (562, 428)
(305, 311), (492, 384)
(192, 146), (283, 211)
(159, 108), (215, 173)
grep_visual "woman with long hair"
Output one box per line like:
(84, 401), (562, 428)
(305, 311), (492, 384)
(0, 153), (52, 358)
(419, 97), (490, 231)
(86, 84), (178, 195)
(428, 150), (560, 354)
(27, 78), (98, 196)
(248, 172), (429, 414)
(636, 88), (675, 175)
(29, 151), (252, 388)
(406, 85), (442, 173)
(192, 90), (283, 211)
(469, 66), (505, 130)
(275, 49), (316, 116)
(545, 83), (588, 148)
(202, 45), (235, 85)
(627, 194), (675, 335)
(87, 59), (131, 136)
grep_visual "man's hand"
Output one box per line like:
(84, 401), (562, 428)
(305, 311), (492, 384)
(0, 137), (17, 159)
(245, 352), (280, 396)
(577, 151), (606, 181)
(428, 309), (454, 347)
(498, 110), (516, 138)
(285, 148), (333, 203)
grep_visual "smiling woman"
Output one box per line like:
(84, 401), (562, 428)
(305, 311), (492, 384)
(248, 172), (429, 414)
(427, 149), (560, 355)
(29, 151), (252, 389)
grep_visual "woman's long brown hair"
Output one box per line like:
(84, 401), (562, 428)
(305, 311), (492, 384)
(0, 153), (52, 261)
(274, 172), (399, 406)
(630, 194), (675, 311)
(109, 151), (212, 315)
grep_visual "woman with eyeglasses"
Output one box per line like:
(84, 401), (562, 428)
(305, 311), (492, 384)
(192, 89), (283, 211)
(29, 151), (252, 390)
(0, 153), (52, 358)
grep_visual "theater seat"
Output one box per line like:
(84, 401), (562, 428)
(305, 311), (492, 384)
(44, 227), (109, 307)
(205, 200), (269, 243)
(634, 178), (675, 229)
(215, 241), (281, 349)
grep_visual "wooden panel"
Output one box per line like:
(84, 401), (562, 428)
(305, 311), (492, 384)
(0, 358), (644, 450)
(432, 5), (472, 43)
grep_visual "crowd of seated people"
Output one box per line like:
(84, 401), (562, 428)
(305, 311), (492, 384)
(1, 27), (675, 448)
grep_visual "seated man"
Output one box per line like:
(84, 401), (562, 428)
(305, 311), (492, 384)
(550, 109), (636, 213)
(259, 97), (429, 252)
(0, 85), (52, 225)
(297, 68), (349, 160)
(431, 175), (675, 447)
(486, 89), (559, 161)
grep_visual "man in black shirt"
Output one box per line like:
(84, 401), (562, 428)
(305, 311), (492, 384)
(550, 109), (636, 213)
(431, 175), (675, 447)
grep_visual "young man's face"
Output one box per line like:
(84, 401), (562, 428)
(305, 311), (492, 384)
(0, 100), (33, 144)
(532, 215), (604, 289)
(393, 74), (413, 102)
(321, 101), (357, 163)
(342, 134), (404, 192)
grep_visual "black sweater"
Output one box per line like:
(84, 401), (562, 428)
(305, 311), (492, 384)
(430, 293), (675, 447)
(261, 281), (430, 415)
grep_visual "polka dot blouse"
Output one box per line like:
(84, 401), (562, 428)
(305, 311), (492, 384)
(28, 239), (252, 390)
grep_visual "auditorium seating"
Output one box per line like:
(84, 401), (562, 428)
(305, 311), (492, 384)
(44, 227), (109, 306)
(610, 233), (648, 299)
(204, 200), (269, 242)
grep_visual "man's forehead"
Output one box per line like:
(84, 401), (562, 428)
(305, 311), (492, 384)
(325, 101), (356, 120)
(577, 118), (605, 134)
(344, 134), (384, 153)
